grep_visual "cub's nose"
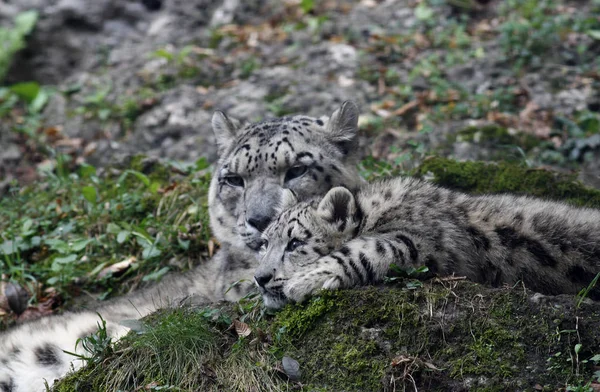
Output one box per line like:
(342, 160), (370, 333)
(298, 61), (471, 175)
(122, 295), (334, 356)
(254, 273), (273, 288)
(246, 215), (272, 232)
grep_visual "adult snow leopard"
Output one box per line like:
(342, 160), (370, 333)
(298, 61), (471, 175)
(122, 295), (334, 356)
(255, 177), (600, 309)
(0, 101), (364, 392)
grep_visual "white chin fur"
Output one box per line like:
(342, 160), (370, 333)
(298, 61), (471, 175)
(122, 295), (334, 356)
(262, 295), (286, 310)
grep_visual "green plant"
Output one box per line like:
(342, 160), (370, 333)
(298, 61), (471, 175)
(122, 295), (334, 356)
(76, 84), (113, 121)
(358, 156), (403, 181)
(0, 10), (38, 81)
(151, 45), (212, 82)
(0, 81), (51, 146)
(64, 314), (114, 365)
(498, 0), (562, 68)
(300, 0), (314, 13)
(71, 84), (152, 132)
(239, 57), (260, 79)
(556, 112), (600, 139)
(0, 156), (213, 310)
(266, 97), (296, 117)
(577, 272), (600, 308)
(564, 350), (600, 390)
(386, 264), (430, 289)
(498, 0), (600, 69)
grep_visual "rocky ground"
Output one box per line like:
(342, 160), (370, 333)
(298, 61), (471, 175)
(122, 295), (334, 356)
(1, 0), (600, 390)
(1, 0), (600, 189)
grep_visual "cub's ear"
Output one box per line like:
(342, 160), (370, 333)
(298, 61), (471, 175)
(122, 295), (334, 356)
(212, 111), (239, 156)
(278, 188), (298, 213)
(325, 101), (359, 155)
(317, 187), (356, 224)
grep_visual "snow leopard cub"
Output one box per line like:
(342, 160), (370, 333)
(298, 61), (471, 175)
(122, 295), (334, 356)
(255, 177), (600, 309)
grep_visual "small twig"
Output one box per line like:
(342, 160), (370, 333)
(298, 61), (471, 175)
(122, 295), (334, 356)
(390, 100), (420, 117)
(437, 275), (467, 282)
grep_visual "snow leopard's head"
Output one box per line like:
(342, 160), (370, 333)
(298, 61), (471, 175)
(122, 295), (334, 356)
(255, 187), (361, 309)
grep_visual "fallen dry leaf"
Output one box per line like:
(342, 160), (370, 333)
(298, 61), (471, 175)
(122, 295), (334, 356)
(436, 275), (467, 282)
(158, 182), (178, 194)
(391, 355), (413, 367)
(83, 141), (98, 156)
(42, 126), (64, 140)
(16, 296), (57, 322)
(97, 257), (137, 279)
(391, 354), (441, 371)
(390, 100), (420, 117)
(233, 319), (252, 337)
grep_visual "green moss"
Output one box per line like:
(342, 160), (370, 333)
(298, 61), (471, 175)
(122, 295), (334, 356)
(52, 282), (600, 391)
(271, 288), (399, 390)
(447, 327), (524, 379)
(274, 295), (336, 338)
(268, 283), (600, 391)
(415, 157), (600, 208)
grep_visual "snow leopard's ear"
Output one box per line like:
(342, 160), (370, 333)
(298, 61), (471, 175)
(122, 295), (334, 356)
(325, 101), (359, 156)
(278, 189), (298, 213)
(212, 111), (240, 156)
(317, 187), (357, 227)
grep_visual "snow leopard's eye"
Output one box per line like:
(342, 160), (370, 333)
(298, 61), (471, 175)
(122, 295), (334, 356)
(284, 165), (308, 182)
(286, 238), (305, 252)
(224, 174), (244, 188)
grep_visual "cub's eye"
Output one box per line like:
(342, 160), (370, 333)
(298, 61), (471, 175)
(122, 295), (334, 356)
(286, 238), (305, 252)
(223, 174), (244, 187)
(284, 165), (308, 182)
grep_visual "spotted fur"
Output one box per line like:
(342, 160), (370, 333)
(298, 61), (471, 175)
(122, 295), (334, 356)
(207, 101), (363, 299)
(0, 102), (364, 392)
(256, 177), (600, 309)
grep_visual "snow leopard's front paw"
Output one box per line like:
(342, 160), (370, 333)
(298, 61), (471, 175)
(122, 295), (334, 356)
(284, 270), (341, 304)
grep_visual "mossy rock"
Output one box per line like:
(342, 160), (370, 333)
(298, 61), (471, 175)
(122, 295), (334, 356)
(53, 282), (600, 391)
(415, 156), (600, 208)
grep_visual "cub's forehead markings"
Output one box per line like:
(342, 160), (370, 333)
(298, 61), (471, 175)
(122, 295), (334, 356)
(280, 137), (295, 152)
(233, 143), (251, 155)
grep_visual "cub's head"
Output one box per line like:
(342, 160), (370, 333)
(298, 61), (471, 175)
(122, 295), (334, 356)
(208, 101), (362, 254)
(255, 187), (360, 309)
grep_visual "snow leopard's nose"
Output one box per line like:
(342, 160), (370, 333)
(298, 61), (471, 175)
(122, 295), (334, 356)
(246, 214), (272, 232)
(254, 272), (273, 288)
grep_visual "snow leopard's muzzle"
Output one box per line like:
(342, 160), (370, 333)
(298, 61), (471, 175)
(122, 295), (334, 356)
(238, 180), (284, 251)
